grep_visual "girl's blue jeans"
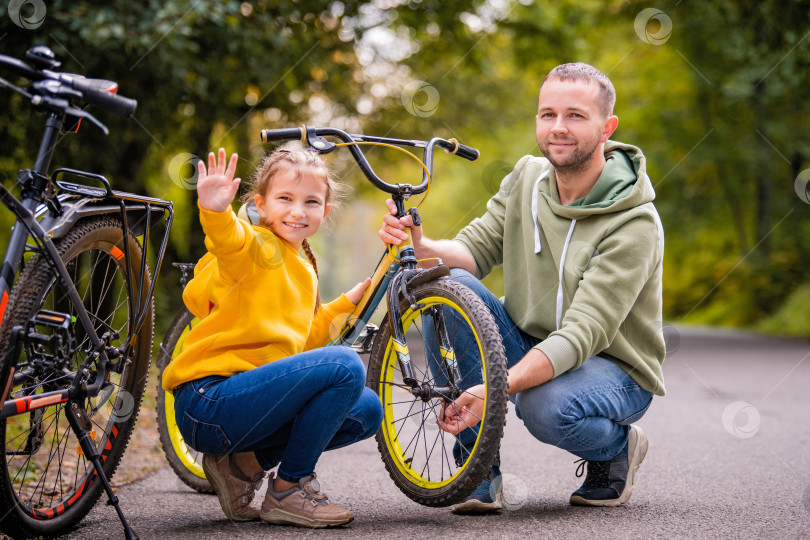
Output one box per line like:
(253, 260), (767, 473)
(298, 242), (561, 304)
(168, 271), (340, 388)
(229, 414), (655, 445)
(431, 269), (653, 462)
(172, 346), (383, 483)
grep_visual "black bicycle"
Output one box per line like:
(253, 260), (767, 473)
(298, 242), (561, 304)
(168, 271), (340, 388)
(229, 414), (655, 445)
(0, 47), (173, 539)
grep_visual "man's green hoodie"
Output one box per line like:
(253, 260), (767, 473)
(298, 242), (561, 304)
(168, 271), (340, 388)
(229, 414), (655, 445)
(455, 141), (666, 396)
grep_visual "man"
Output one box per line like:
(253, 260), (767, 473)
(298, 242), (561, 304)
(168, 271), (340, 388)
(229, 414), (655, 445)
(379, 63), (665, 513)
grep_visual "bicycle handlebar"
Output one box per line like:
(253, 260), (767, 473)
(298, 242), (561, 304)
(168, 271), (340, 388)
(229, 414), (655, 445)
(260, 127), (305, 143)
(0, 53), (39, 79)
(260, 126), (479, 196)
(58, 75), (137, 118)
(0, 52), (137, 118)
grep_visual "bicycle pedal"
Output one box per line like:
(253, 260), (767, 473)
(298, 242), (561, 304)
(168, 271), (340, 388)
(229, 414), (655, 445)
(31, 309), (73, 331)
(350, 323), (378, 354)
(24, 310), (77, 367)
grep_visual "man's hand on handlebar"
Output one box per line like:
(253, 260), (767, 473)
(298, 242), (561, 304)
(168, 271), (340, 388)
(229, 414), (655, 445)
(378, 199), (423, 248)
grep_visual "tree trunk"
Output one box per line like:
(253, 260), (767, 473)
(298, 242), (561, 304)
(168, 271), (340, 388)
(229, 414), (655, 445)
(753, 81), (772, 258)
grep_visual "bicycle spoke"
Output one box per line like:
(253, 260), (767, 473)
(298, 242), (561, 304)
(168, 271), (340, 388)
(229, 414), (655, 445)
(388, 398), (421, 406)
(367, 379), (411, 391)
(399, 406), (426, 459)
(420, 402), (446, 479)
(428, 400), (451, 482)
(420, 403), (430, 479)
(392, 392), (420, 435)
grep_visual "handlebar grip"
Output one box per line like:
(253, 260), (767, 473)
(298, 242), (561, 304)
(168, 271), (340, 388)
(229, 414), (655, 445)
(67, 77), (137, 117)
(440, 139), (479, 162)
(454, 142), (479, 162)
(260, 128), (304, 143)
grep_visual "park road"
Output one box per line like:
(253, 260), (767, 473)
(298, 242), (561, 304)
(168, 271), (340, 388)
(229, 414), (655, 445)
(65, 326), (810, 539)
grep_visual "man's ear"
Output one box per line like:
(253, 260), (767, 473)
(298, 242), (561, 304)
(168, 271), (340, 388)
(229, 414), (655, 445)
(602, 115), (619, 142)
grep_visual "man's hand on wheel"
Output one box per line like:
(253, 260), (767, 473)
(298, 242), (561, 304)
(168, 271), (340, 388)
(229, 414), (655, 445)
(437, 383), (485, 434)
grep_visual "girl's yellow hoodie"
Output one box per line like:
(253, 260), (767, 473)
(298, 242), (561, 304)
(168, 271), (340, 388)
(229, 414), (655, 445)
(162, 206), (355, 391)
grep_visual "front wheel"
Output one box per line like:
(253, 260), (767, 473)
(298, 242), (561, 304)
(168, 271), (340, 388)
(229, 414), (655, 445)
(367, 278), (508, 507)
(155, 308), (212, 494)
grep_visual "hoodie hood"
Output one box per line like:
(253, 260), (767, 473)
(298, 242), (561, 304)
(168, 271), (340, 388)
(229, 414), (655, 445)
(544, 140), (656, 220)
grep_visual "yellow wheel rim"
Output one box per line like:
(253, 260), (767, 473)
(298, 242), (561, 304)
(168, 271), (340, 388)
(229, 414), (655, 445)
(378, 296), (487, 489)
(164, 318), (206, 480)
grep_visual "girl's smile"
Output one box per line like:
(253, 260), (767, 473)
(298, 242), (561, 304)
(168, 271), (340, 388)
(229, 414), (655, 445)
(253, 165), (331, 248)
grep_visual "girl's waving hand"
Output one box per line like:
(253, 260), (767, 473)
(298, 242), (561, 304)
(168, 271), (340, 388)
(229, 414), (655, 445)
(197, 148), (241, 212)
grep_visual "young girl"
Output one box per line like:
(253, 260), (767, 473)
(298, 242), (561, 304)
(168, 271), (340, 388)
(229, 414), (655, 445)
(162, 148), (383, 528)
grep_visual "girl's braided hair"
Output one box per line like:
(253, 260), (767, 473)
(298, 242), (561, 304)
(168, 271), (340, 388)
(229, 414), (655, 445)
(243, 148), (344, 313)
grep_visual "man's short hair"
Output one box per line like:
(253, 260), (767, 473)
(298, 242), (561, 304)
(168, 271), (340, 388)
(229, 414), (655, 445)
(541, 63), (616, 118)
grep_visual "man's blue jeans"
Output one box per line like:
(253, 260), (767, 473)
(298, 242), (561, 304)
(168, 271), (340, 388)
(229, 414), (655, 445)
(434, 269), (653, 462)
(172, 346), (383, 483)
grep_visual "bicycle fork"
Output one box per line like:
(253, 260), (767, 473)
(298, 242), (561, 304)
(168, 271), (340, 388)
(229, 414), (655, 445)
(384, 205), (462, 402)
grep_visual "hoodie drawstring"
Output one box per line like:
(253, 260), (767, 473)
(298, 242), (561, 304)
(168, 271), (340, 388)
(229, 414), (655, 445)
(531, 170), (550, 254)
(556, 219), (577, 330)
(531, 169), (576, 329)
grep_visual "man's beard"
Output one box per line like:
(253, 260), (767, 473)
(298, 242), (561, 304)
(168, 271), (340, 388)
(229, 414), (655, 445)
(541, 136), (601, 176)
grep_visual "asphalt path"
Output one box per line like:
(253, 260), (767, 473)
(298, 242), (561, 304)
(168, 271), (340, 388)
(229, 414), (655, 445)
(64, 326), (810, 539)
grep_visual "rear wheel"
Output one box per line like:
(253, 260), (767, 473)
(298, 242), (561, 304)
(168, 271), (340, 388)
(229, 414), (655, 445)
(155, 308), (212, 494)
(367, 278), (507, 506)
(0, 216), (152, 537)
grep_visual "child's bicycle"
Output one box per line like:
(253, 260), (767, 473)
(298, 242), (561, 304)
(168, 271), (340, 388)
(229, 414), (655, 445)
(0, 47), (173, 539)
(157, 126), (508, 507)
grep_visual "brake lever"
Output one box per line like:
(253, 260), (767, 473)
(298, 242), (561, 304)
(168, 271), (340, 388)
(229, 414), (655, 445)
(63, 106), (109, 135)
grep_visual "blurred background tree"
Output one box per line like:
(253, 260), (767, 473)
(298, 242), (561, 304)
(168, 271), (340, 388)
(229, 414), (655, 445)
(1, 0), (808, 337)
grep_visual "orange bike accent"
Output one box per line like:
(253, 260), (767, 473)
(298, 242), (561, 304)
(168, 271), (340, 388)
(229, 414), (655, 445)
(0, 289), (8, 325)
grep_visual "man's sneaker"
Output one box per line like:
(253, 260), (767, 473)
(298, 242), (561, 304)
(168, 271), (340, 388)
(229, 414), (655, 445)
(202, 454), (265, 521)
(569, 424), (649, 507)
(450, 467), (504, 515)
(260, 472), (354, 528)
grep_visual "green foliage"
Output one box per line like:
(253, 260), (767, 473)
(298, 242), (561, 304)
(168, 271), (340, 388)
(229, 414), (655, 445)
(760, 283), (810, 337)
(0, 0), (485, 333)
(0, 0), (807, 339)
